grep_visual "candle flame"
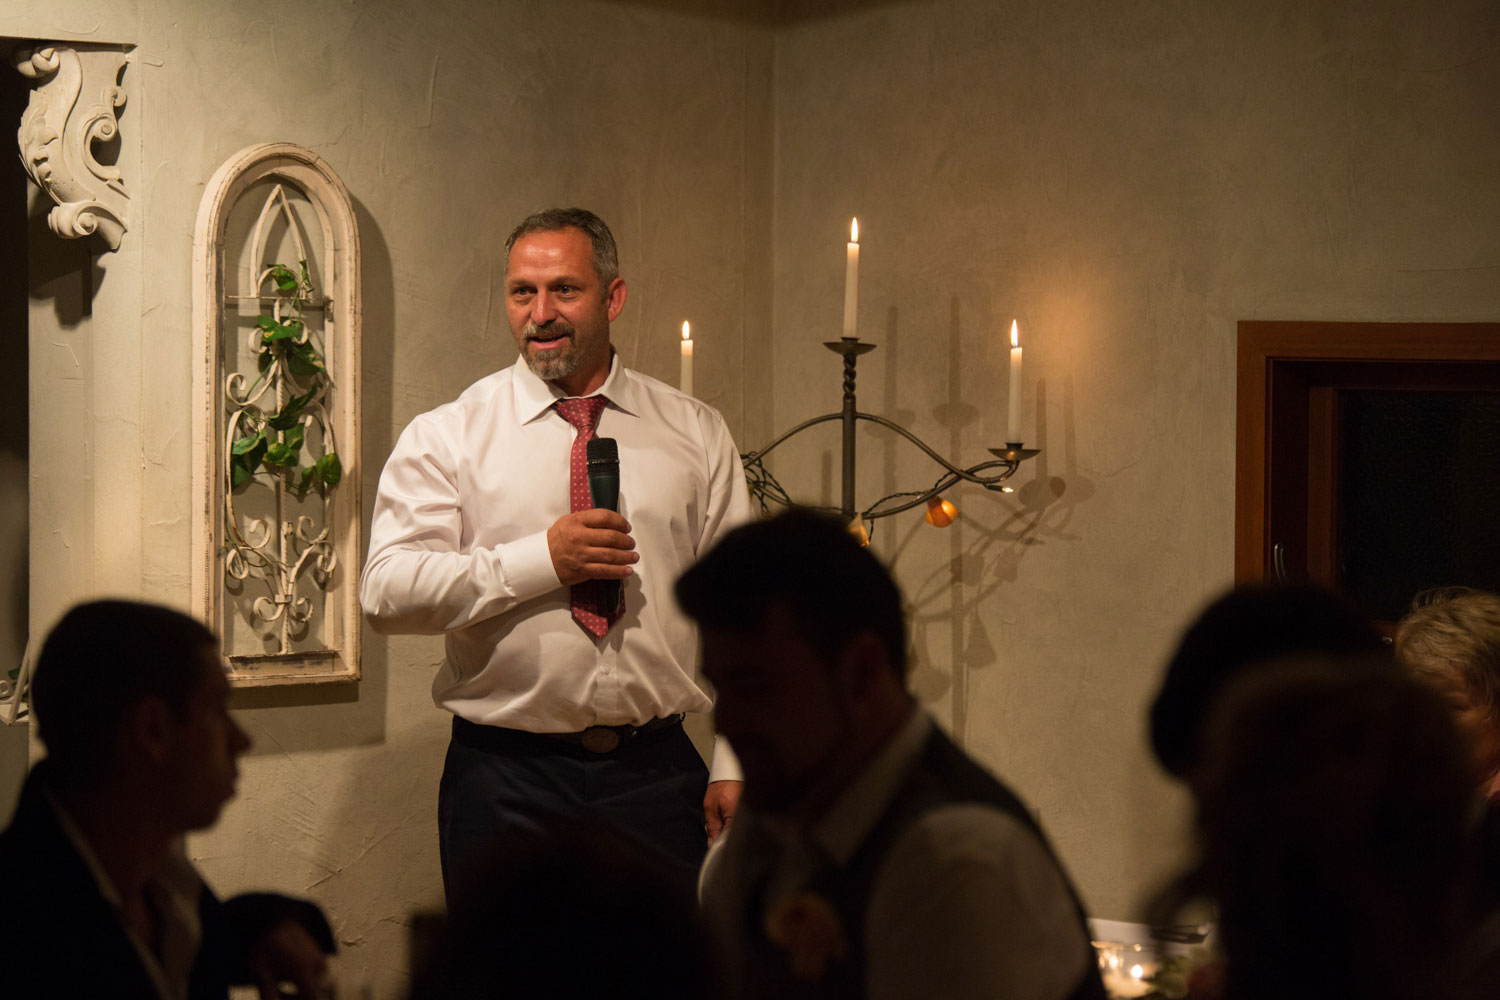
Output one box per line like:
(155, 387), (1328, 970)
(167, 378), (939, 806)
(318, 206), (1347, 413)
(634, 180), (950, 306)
(850, 218), (859, 243)
(682, 321), (691, 341)
(1129, 965), (1144, 980)
(1010, 319), (1020, 349)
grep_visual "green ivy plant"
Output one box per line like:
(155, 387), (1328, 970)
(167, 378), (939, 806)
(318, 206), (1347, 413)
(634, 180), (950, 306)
(229, 261), (343, 498)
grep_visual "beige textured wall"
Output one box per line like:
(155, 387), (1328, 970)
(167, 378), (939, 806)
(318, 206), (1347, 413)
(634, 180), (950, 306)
(8, 1), (771, 993)
(6, 0), (1500, 992)
(767, 0), (1500, 919)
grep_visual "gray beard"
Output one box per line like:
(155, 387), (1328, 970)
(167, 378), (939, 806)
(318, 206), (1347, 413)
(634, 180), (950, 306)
(522, 321), (578, 382)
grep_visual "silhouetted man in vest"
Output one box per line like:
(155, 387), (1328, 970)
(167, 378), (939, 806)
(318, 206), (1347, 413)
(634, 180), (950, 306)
(680, 510), (1105, 1000)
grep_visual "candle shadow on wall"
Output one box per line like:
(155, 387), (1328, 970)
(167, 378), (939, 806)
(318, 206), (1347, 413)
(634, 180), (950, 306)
(880, 303), (918, 475)
(933, 297), (980, 743)
(902, 338), (1097, 727)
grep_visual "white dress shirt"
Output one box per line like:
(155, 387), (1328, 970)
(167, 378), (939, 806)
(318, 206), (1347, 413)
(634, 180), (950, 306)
(360, 355), (751, 778)
(703, 710), (1095, 1000)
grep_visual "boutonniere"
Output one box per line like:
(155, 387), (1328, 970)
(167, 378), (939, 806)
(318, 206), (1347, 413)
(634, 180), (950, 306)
(764, 891), (849, 981)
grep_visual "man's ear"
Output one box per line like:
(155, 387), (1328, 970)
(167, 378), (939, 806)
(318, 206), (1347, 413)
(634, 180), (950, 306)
(605, 277), (627, 322)
(121, 695), (176, 765)
(836, 632), (894, 701)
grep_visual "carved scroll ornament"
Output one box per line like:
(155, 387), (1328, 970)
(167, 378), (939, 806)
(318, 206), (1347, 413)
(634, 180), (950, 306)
(15, 45), (129, 250)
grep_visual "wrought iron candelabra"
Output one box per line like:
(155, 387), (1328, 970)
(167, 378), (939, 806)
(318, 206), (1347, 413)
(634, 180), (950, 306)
(741, 337), (1039, 536)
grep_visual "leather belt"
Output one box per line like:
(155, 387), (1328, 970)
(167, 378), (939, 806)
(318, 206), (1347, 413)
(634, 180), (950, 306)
(573, 714), (683, 753)
(452, 714), (685, 756)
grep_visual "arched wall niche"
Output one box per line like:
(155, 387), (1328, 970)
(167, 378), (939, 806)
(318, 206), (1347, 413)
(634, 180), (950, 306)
(191, 142), (361, 686)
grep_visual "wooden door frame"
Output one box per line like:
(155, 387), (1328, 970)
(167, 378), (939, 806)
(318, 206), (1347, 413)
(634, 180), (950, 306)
(1235, 321), (1500, 583)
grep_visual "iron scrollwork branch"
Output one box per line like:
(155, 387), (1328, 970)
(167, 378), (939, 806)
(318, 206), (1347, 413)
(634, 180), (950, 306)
(742, 338), (1039, 528)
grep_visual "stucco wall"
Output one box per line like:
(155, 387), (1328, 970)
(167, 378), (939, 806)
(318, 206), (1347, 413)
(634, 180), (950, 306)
(8, 1), (772, 993)
(5, 0), (1500, 994)
(767, 0), (1500, 921)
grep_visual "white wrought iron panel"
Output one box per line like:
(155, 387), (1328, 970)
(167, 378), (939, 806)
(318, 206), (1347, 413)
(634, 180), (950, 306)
(192, 144), (361, 686)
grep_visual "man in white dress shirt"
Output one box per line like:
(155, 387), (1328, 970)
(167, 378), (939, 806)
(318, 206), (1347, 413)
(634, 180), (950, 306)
(360, 208), (750, 899)
(682, 510), (1105, 1000)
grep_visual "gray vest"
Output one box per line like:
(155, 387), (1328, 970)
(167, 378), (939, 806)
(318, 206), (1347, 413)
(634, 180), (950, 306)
(737, 727), (1107, 1000)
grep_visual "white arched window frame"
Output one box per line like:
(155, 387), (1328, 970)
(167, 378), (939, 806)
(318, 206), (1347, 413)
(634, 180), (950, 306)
(191, 143), (361, 685)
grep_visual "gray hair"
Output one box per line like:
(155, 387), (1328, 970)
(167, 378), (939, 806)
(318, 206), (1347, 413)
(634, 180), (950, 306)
(504, 207), (620, 292)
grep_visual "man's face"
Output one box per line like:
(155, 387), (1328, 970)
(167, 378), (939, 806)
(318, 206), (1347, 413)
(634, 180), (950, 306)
(701, 605), (851, 815)
(162, 648), (252, 830)
(505, 227), (625, 397)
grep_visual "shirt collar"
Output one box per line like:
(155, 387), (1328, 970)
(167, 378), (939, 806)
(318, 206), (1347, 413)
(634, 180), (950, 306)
(512, 351), (638, 423)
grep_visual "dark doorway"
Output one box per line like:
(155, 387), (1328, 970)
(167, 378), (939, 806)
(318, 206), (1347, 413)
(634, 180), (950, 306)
(1237, 322), (1500, 631)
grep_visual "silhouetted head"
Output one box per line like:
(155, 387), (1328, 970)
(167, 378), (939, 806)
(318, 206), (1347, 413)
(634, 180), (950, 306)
(1149, 583), (1385, 780)
(676, 508), (911, 816)
(1193, 654), (1479, 1000)
(30, 599), (249, 828)
(676, 507), (907, 681)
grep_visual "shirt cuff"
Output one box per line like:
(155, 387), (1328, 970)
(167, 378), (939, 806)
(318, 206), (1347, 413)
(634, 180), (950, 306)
(500, 529), (563, 600)
(708, 735), (743, 784)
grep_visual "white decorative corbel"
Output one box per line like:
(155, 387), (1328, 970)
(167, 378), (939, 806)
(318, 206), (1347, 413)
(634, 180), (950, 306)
(15, 45), (129, 251)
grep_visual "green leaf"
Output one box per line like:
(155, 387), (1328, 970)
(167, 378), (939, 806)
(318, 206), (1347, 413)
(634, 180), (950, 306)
(296, 466), (317, 498)
(316, 452), (343, 488)
(286, 341), (326, 377)
(265, 442), (297, 467)
(283, 424), (305, 452)
(267, 389), (315, 430)
(260, 319), (302, 344)
(255, 316), (278, 332)
(267, 409), (300, 432)
(229, 436), (266, 488)
(271, 265), (300, 293)
(257, 351), (273, 373)
(231, 429), (265, 455)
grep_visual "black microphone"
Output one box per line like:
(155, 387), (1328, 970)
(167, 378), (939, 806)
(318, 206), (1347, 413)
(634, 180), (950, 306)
(586, 437), (622, 616)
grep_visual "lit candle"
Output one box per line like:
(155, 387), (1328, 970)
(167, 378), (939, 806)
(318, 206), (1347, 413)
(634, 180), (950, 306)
(1006, 319), (1023, 444)
(842, 218), (859, 339)
(680, 321), (694, 397)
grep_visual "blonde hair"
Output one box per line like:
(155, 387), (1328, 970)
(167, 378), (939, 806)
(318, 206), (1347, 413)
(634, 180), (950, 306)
(1395, 587), (1500, 722)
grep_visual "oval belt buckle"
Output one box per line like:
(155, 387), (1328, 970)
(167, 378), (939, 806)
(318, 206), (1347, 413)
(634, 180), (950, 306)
(581, 726), (621, 753)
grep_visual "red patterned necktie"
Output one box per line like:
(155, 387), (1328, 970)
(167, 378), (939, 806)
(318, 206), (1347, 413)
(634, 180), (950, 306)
(555, 396), (621, 637)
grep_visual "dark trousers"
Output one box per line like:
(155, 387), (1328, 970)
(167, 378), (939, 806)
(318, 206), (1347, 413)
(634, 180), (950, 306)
(438, 716), (709, 904)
